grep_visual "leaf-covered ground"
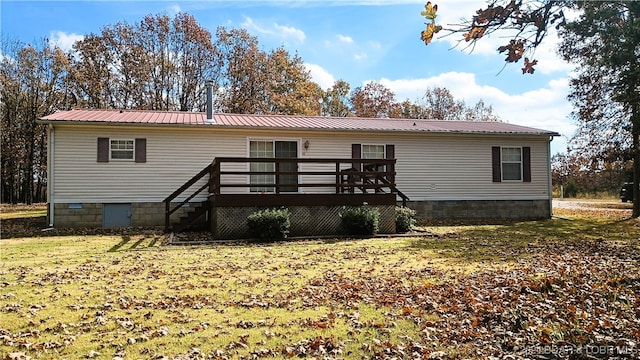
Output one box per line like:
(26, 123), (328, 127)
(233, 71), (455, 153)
(0, 204), (638, 359)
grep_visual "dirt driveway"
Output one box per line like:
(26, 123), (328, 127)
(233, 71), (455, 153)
(553, 198), (632, 211)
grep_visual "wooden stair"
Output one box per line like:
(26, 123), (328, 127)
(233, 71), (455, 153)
(172, 201), (210, 232)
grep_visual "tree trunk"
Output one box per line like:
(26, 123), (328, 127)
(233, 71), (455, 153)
(633, 111), (639, 218)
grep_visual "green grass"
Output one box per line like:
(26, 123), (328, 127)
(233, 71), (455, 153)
(0, 204), (47, 220)
(0, 204), (638, 359)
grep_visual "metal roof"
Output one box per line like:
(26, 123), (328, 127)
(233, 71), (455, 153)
(39, 109), (560, 136)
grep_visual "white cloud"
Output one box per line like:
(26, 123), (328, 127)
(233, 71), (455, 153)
(304, 63), (335, 89)
(354, 52), (368, 61)
(167, 4), (181, 15)
(48, 31), (84, 52)
(242, 17), (306, 44)
(376, 72), (574, 154)
(337, 34), (353, 44)
(274, 23), (306, 43)
(368, 41), (382, 50)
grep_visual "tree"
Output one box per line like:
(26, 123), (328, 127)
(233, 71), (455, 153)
(69, 33), (114, 108)
(70, 13), (219, 111)
(1, 39), (70, 204)
(420, 86), (465, 120)
(349, 82), (397, 118)
(214, 29), (322, 115)
(322, 80), (352, 117)
(214, 27), (268, 114)
(464, 99), (501, 122)
(263, 47), (322, 116)
(559, 2), (639, 215)
(423, 1), (640, 217)
(415, 87), (501, 121)
(394, 99), (429, 119)
(552, 149), (628, 197)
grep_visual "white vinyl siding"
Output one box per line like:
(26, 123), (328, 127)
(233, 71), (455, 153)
(52, 126), (246, 203)
(51, 125), (551, 203)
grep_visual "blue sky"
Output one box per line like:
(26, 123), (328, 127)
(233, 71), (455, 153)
(2, 0), (575, 154)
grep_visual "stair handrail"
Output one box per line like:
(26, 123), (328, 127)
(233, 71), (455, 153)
(363, 165), (410, 207)
(164, 163), (212, 231)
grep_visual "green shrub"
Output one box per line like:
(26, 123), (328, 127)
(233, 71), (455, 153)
(247, 208), (290, 241)
(340, 206), (379, 236)
(563, 179), (579, 198)
(395, 206), (416, 233)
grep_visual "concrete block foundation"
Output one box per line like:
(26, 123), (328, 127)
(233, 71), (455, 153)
(407, 199), (551, 221)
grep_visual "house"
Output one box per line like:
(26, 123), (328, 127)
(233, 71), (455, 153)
(39, 108), (559, 238)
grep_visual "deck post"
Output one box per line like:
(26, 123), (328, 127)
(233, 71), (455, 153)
(210, 160), (220, 195)
(164, 201), (170, 231)
(275, 160), (281, 194)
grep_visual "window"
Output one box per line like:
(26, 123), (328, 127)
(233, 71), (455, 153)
(351, 144), (394, 172)
(249, 140), (299, 193)
(501, 147), (522, 181)
(97, 138), (146, 163)
(361, 144), (385, 172)
(492, 146), (531, 183)
(362, 144), (385, 160)
(250, 140), (275, 192)
(110, 140), (134, 160)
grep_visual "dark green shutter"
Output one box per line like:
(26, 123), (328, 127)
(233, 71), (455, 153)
(492, 146), (501, 182)
(97, 138), (109, 162)
(522, 146), (531, 182)
(135, 138), (146, 163)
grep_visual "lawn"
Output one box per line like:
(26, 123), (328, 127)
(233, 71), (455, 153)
(0, 204), (638, 359)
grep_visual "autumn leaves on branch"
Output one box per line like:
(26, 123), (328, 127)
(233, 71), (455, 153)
(420, 1), (567, 74)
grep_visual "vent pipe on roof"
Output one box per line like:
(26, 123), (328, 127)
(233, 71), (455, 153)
(205, 80), (214, 123)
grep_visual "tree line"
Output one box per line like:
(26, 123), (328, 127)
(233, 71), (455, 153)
(0, 12), (500, 204)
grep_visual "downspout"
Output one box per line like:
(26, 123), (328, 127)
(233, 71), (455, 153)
(48, 124), (55, 227)
(547, 136), (553, 218)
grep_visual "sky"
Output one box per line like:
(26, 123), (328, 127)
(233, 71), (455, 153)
(1, 0), (577, 154)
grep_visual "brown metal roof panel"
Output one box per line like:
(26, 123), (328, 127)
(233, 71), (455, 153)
(39, 109), (559, 136)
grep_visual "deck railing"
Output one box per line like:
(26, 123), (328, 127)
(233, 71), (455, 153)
(163, 164), (211, 231)
(209, 157), (399, 195)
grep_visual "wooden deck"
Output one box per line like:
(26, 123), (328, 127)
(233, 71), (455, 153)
(163, 157), (408, 231)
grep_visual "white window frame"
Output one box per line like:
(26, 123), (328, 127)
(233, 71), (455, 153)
(361, 144), (386, 160)
(109, 139), (135, 161)
(501, 146), (523, 182)
(247, 138), (301, 193)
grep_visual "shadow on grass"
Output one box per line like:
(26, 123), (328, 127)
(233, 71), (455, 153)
(410, 216), (639, 262)
(107, 235), (132, 252)
(108, 234), (165, 252)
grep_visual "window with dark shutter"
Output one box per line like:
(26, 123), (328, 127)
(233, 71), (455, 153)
(492, 146), (531, 182)
(97, 137), (146, 163)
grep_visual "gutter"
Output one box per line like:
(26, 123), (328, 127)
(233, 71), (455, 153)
(36, 119), (561, 138)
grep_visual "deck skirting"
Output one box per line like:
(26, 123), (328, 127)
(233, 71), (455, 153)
(212, 204), (396, 240)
